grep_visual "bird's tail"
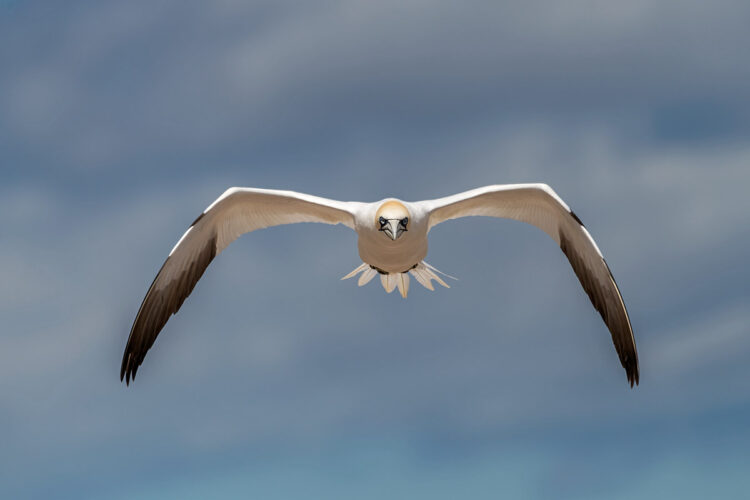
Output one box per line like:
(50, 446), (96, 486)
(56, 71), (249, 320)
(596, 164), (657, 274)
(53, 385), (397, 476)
(341, 261), (456, 298)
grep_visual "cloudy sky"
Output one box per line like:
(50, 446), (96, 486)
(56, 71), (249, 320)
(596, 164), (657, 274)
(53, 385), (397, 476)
(2, 1), (749, 498)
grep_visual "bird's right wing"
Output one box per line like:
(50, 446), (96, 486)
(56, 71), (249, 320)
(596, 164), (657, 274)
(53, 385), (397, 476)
(418, 184), (639, 387)
(121, 188), (359, 384)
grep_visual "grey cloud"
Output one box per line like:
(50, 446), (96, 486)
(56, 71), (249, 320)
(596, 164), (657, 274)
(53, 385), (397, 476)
(2, 0), (750, 177)
(2, 1), (750, 497)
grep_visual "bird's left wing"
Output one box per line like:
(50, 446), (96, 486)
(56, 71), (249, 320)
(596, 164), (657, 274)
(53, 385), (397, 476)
(417, 184), (639, 387)
(121, 188), (358, 384)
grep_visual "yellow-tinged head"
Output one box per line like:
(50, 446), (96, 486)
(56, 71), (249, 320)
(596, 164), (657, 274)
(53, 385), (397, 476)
(375, 201), (410, 240)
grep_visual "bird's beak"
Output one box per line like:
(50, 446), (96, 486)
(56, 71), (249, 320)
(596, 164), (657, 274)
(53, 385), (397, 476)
(388, 220), (401, 240)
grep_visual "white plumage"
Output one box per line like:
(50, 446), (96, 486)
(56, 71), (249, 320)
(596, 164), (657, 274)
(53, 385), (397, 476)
(121, 184), (639, 387)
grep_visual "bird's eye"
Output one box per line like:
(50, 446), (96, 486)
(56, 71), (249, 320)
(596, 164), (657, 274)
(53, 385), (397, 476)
(400, 218), (408, 227)
(379, 216), (387, 227)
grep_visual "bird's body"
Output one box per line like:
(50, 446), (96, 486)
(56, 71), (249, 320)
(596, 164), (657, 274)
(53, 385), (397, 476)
(355, 199), (428, 274)
(349, 199), (432, 296)
(121, 184), (640, 387)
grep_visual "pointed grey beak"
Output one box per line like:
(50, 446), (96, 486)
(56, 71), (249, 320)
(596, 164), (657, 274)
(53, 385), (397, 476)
(387, 220), (400, 240)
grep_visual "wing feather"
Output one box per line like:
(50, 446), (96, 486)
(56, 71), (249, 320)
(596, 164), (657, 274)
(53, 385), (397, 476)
(120, 188), (358, 384)
(419, 184), (639, 386)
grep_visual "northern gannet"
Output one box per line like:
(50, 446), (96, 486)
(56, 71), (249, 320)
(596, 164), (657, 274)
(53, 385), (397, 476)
(121, 184), (639, 386)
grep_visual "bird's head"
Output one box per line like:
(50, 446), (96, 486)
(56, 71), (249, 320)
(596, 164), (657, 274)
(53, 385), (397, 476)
(375, 201), (410, 240)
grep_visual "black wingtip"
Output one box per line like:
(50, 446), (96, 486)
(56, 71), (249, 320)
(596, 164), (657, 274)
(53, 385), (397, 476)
(119, 231), (218, 386)
(626, 363), (640, 388)
(190, 211), (207, 227)
(120, 353), (138, 386)
(569, 210), (585, 227)
(120, 354), (130, 385)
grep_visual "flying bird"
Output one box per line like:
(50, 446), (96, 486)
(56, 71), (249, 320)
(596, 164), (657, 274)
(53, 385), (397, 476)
(121, 184), (639, 386)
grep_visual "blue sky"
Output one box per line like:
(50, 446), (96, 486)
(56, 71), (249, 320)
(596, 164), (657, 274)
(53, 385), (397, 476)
(2, 1), (749, 498)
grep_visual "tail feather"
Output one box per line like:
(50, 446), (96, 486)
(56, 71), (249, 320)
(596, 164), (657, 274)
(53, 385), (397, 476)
(358, 267), (377, 286)
(423, 261), (458, 281)
(424, 266), (450, 289)
(344, 261), (455, 295)
(341, 263), (368, 280)
(397, 273), (409, 298)
(409, 266), (434, 291)
(381, 273), (397, 293)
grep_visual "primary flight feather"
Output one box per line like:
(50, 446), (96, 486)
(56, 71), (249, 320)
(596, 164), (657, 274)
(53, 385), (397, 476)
(121, 184), (639, 387)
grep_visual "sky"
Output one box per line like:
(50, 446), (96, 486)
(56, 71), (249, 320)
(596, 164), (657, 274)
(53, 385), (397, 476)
(1, 1), (749, 498)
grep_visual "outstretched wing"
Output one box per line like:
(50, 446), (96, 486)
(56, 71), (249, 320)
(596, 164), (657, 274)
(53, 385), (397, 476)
(121, 188), (358, 384)
(419, 184), (639, 387)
